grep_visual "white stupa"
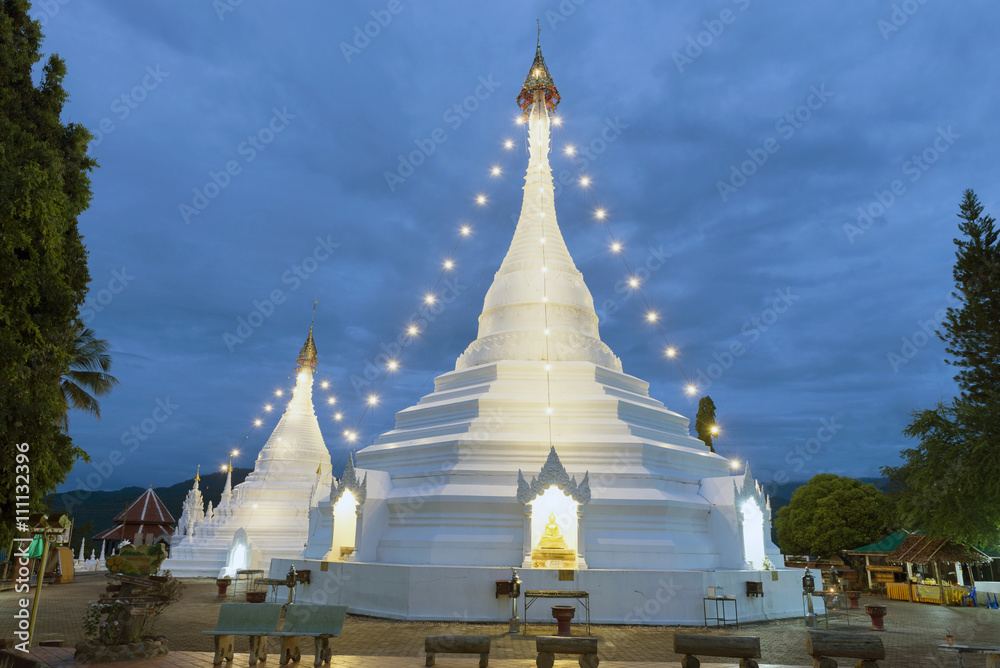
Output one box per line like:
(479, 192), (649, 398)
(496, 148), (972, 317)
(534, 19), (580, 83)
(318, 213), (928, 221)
(172, 466), (205, 540)
(162, 327), (332, 577)
(286, 44), (806, 624)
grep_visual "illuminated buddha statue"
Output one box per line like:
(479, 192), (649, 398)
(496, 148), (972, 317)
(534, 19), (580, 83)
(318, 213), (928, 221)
(531, 512), (577, 568)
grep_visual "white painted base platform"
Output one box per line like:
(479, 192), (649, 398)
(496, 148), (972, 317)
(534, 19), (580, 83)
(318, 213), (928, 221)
(271, 558), (818, 625)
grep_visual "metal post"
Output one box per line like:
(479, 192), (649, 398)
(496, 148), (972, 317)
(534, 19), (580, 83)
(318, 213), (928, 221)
(26, 534), (53, 647)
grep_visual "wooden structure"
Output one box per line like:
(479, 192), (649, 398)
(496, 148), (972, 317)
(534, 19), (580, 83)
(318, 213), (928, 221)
(673, 634), (761, 668)
(274, 604), (347, 667)
(806, 630), (885, 667)
(94, 487), (176, 551)
(844, 530), (908, 589)
(535, 636), (598, 668)
(937, 643), (1000, 667)
(201, 602), (283, 667)
(424, 635), (490, 667)
(885, 534), (991, 605)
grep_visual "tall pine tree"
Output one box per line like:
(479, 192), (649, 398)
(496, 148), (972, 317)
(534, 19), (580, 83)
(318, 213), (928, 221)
(1, 0), (96, 546)
(695, 395), (718, 453)
(883, 190), (1000, 545)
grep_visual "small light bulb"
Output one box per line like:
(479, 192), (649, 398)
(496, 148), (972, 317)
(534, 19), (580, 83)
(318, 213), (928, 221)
(476, 195), (486, 204)
(491, 166), (501, 175)
(666, 347), (677, 358)
(444, 259), (454, 269)
(408, 325), (418, 336)
(730, 459), (740, 470)
(580, 177), (590, 187)
(629, 277), (639, 288)
(275, 389), (283, 397)
(388, 360), (398, 370)
(553, 117), (562, 125)
(611, 242), (621, 252)
(221, 464), (228, 472)
(540, 237), (545, 244)
(231, 449), (239, 457)
(544, 329), (550, 336)
(534, 68), (541, 76)
(425, 294), (436, 304)
(460, 226), (471, 236)
(327, 397), (336, 405)
(596, 209), (606, 220)
(546, 407), (553, 414)
(505, 140), (513, 149)
(542, 296), (547, 302)
(685, 384), (697, 396)
(710, 425), (720, 436)
(368, 395), (378, 405)
(565, 146), (575, 156)
(334, 412), (343, 421)
(541, 266), (547, 273)
(647, 312), (657, 322)
(254, 419), (262, 426)
(516, 117), (525, 125)
(264, 404), (272, 412)
(545, 364), (551, 371)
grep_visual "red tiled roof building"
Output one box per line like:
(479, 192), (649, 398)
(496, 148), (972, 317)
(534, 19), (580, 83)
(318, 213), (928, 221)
(94, 487), (176, 547)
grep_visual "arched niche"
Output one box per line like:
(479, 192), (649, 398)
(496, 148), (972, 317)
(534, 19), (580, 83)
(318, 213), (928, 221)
(517, 447), (590, 569)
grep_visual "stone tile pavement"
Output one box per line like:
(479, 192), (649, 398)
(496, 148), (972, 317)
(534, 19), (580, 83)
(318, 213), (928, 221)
(2, 572), (998, 667)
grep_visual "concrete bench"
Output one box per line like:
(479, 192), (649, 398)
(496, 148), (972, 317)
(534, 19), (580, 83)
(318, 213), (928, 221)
(273, 604), (349, 667)
(807, 630), (885, 668)
(536, 636), (598, 668)
(937, 643), (1000, 668)
(202, 602), (284, 666)
(425, 634), (491, 667)
(673, 633), (761, 668)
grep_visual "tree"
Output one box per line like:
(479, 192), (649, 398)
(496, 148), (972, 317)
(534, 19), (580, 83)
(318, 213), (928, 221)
(882, 190), (1000, 546)
(0, 0), (97, 548)
(61, 321), (119, 426)
(695, 395), (718, 452)
(775, 474), (890, 556)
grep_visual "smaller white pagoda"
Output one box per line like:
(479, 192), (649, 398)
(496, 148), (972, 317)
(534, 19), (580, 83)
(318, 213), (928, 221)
(162, 326), (332, 577)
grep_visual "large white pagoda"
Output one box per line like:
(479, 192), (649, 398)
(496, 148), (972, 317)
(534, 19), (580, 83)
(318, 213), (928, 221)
(285, 44), (804, 624)
(162, 328), (332, 577)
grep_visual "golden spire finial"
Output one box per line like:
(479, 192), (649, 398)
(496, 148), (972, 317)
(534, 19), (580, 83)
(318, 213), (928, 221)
(195, 464), (201, 482)
(517, 34), (560, 119)
(297, 306), (319, 368)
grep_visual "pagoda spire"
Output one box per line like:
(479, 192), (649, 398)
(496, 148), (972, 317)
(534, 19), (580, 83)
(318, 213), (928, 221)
(455, 43), (620, 372)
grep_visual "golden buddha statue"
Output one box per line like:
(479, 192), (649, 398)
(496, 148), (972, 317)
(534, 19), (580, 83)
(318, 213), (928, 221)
(531, 513), (577, 568)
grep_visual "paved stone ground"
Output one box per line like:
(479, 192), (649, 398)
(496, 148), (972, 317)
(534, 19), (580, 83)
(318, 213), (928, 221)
(2, 572), (998, 667)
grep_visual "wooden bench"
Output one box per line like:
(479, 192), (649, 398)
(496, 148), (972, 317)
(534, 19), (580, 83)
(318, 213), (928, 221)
(937, 643), (1000, 667)
(673, 633), (761, 668)
(273, 604), (348, 667)
(202, 602), (284, 666)
(425, 634), (490, 667)
(536, 636), (598, 668)
(807, 629), (885, 668)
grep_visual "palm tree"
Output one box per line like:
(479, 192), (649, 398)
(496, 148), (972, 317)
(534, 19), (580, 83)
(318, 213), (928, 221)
(61, 321), (119, 427)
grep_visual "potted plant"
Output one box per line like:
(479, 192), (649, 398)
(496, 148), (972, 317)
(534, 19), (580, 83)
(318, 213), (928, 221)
(216, 576), (231, 597)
